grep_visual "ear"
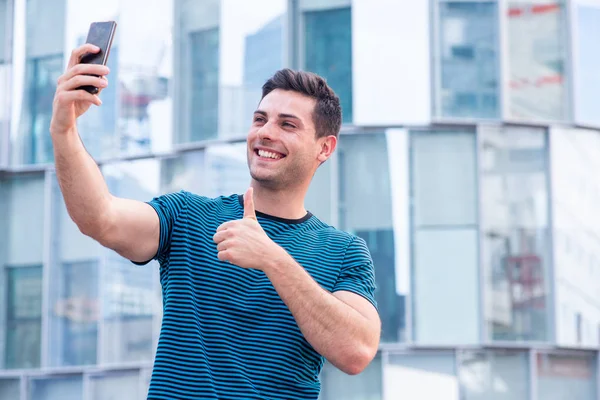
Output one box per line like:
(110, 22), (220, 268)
(317, 135), (337, 163)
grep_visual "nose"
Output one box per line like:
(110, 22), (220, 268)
(257, 120), (277, 141)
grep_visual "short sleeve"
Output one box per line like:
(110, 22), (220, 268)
(132, 190), (188, 266)
(333, 236), (378, 310)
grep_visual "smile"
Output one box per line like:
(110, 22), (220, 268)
(255, 149), (285, 160)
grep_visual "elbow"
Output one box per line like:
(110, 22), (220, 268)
(339, 343), (378, 376)
(75, 210), (114, 246)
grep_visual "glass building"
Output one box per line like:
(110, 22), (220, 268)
(1, 0), (600, 399)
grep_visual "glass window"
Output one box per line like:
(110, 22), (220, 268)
(507, 1), (568, 120)
(385, 352), (458, 399)
(480, 126), (551, 342)
(161, 143), (250, 197)
(5, 266), (43, 370)
(319, 354), (382, 400)
(100, 159), (162, 364)
(90, 372), (140, 400)
(11, 0), (65, 165)
(49, 176), (101, 367)
(573, 4), (600, 126)
(174, 0), (287, 143)
(537, 352), (597, 400)
(0, 175), (46, 271)
(0, 0), (12, 166)
(66, 0), (174, 159)
(305, 154), (334, 225)
(0, 379), (20, 399)
(410, 130), (479, 344)
(29, 376), (83, 400)
(301, 0), (353, 124)
(550, 127), (600, 347)
(459, 350), (529, 400)
(0, 175), (45, 370)
(338, 132), (409, 343)
(436, 1), (500, 119)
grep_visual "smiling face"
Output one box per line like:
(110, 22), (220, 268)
(247, 89), (335, 191)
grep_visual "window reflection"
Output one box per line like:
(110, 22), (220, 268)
(574, 5), (600, 126)
(507, 1), (568, 120)
(385, 353), (458, 399)
(0, 175), (45, 370)
(5, 266), (43, 369)
(50, 261), (98, 366)
(11, 0), (65, 165)
(101, 160), (161, 363)
(481, 126), (551, 341)
(302, 1), (353, 123)
(50, 175), (101, 367)
(459, 350), (529, 400)
(0, 0), (11, 165)
(90, 372), (140, 400)
(162, 143), (250, 197)
(338, 133), (407, 343)
(0, 379), (20, 399)
(68, 0), (174, 159)
(30, 376), (83, 400)
(550, 127), (600, 347)
(437, 1), (500, 118)
(319, 354), (382, 400)
(410, 130), (479, 344)
(537, 352), (597, 400)
(175, 0), (286, 143)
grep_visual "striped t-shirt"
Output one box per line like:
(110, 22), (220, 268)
(136, 191), (377, 400)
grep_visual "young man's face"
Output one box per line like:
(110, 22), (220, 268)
(246, 89), (334, 190)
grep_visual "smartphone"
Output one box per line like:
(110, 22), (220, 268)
(78, 21), (117, 94)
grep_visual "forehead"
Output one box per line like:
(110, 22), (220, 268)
(258, 89), (315, 124)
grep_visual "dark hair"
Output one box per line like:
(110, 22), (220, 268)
(261, 68), (342, 139)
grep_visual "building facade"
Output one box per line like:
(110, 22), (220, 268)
(1, 0), (600, 399)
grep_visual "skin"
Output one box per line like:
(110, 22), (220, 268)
(50, 44), (381, 376)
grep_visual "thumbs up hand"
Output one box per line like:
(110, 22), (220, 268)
(213, 187), (286, 271)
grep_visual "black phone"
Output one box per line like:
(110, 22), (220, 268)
(78, 21), (117, 94)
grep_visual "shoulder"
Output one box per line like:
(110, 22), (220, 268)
(307, 222), (369, 256)
(182, 192), (241, 221)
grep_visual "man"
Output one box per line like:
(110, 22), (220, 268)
(50, 44), (381, 400)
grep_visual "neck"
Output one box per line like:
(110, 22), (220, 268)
(249, 180), (309, 220)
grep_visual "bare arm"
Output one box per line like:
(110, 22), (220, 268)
(264, 254), (381, 375)
(51, 44), (159, 263)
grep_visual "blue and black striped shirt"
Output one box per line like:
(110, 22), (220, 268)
(137, 191), (377, 399)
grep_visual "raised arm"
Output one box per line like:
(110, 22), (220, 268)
(50, 44), (159, 263)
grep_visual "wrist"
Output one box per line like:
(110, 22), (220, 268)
(263, 244), (291, 275)
(50, 125), (78, 140)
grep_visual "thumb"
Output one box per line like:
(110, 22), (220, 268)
(243, 187), (257, 220)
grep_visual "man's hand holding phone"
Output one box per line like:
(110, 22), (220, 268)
(50, 44), (110, 136)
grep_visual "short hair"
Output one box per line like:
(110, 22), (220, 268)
(261, 69), (342, 139)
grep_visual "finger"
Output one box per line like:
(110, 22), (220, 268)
(217, 250), (231, 262)
(55, 89), (102, 107)
(68, 44), (101, 69)
(60, 75), (108, 92)
(216, 220), (236, 233)
(59, 64), (110, 85)
(216, 240), (229, 252)
(212, 230), (229, 244)
(243, 187), (256, 220)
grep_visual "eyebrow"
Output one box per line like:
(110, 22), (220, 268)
(254, 110), (302, 121)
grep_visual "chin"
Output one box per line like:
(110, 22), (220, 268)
(249, 170), (285, 189)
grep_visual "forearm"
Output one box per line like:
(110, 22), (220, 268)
(51, 127), (113, 237)
(264, 250), (379, 375)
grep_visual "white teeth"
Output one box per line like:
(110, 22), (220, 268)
(258, 149), (282, 159)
